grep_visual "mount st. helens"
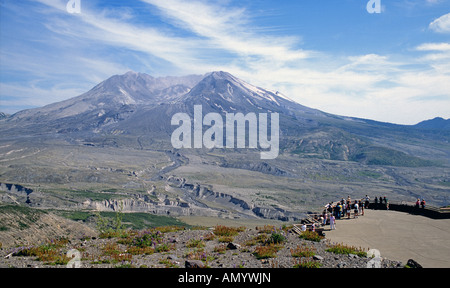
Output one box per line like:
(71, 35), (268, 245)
(0, 71), (449, 222)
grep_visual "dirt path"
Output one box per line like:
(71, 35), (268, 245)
(325, 209), (450, 268)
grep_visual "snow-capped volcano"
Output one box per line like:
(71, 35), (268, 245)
(178, 71), (320, 117)
(9, 71), (204, 121)
(4, 71), (323, 134)
(1, 70), (448, 168)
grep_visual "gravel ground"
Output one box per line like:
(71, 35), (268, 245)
(0, 225), (404, 268)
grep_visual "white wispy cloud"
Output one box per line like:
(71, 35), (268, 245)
(429, 13), (450, 33)
(34, 0), (202, 68)
(141, 0), (311, 63)
(1, 0), (449, 124)
(416, 42), (450, 66)
(416, 42), (450, 51)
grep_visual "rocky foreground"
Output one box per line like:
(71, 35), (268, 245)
(0, 224), (405, 268)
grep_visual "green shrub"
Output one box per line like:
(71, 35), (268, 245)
(155, 242), (175, 252)
(298, 231), (324, 242)
(293, 258), (322, 268)
(132, 230), (162, 248)
(266, 232), (285, 245)
(325, 243), (367, 257)
(186, 238), (206, 249)
(218, 236), (234, 243)
(12, 238), (70, 265)
(213, 225), (245, 237)
(256, 225), (275, 234)
(95, 204), (125, 238)
(252, 244), (281, 259)
(290, 245), (316, 258)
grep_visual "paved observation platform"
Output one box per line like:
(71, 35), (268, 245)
(325, 209), (450, 268)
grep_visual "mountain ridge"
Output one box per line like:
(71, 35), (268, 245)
(2, 71), (447, 129)
(1, 71), (449, 167)
(414, 117), (450, 130)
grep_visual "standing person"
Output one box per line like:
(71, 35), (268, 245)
(342, 202), (346, 219)
(354, 200), (359, 218)
(365, 195), (370, 210)
(336, 203), (341, 219)
(327, 203), (333, 217)
(330, 214), (336, 230)
(415, 198), (421, 214)
(421, 199), (426, 209)
(301, 223), (307, 231)
(374, 197), (378, 210)
(358, 200), (363, 215)
(384, 197), (389, 210)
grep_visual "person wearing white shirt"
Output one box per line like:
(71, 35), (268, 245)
(301, 223), (307, 231)
(330, 215), (336, 230)
(354, 201), (359, 218)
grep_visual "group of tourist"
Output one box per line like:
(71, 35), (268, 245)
(324, 195), (368, 219)
(415, 198), (426, 209)
(373, 196), (390, 210)
(308, 195), (429, 232)
(320, 195), (386, 230)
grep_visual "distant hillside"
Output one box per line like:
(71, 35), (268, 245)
(0, 112), (9, 120)
(0, 205), (97, 248)
(2, 71), (448, 166)
(414, 117), (450, 130)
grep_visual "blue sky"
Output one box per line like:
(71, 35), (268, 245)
(0, 0), (449, 124)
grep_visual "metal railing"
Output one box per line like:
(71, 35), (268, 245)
(320, 199), (450, 219)
(365, 200), (449, 219)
